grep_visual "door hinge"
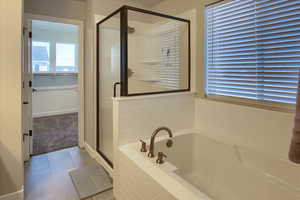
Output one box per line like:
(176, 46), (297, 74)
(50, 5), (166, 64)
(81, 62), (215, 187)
(23, 27), (27, 36)
(29, 32), (32, 38)
(29, 80), (32, 87)
(23, 130), (33, 142)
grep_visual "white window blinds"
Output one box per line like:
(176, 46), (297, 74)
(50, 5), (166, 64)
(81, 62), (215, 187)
(206, 0), (300, 104)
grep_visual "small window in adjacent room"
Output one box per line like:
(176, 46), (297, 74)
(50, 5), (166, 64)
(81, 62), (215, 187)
(205, 0), (300, 107)
(56, 43), (77, 72)
(32, 41), (50, 73)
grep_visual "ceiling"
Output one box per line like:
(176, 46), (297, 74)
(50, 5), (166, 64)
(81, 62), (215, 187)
(131, 0), (164, 7)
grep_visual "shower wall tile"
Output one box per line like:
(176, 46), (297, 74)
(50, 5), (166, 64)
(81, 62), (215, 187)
(114, 93), (195, 146)
(195, 98), (294, 160)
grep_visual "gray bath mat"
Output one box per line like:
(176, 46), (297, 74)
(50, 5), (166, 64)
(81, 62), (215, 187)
(69, 164), (113, 199)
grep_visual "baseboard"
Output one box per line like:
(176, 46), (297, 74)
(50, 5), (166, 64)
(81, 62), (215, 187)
(0, 189), (23, 200)
(84, 142), (113, 177)
(33, 109), (79, 118)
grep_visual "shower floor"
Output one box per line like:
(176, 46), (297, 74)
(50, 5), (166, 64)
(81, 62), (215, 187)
(33, 113), (78, 155)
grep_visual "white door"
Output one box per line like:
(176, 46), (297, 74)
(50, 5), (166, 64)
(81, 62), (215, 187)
(22, 20), (33, 161)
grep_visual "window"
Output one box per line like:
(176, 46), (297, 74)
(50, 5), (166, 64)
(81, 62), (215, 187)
(206, 0), (300, 105)
(32, 41), (77, 73)
(32, 41), (50, 72)
(56, 43), (76, 72)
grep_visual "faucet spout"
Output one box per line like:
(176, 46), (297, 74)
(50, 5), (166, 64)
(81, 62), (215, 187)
(148, 126), (173, 158)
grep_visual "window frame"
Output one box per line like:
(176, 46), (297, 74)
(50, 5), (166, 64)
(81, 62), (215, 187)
(32, 40), (51, 73)
(201, 0), (297, 113)
(55, 42), (78, 73)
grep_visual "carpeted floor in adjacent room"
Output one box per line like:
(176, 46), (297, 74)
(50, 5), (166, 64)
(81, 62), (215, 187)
(33, 113), (78, 155)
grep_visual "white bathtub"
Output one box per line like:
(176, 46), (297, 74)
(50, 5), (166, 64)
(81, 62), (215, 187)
(119, 129), (300, 200)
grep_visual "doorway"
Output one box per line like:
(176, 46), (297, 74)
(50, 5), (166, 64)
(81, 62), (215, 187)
(22, 15), (84, 159)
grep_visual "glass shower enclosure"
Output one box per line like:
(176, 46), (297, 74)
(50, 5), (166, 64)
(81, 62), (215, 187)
(96, 6), (191, 167)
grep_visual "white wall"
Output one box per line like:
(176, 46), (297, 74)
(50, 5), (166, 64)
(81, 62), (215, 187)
(33, 27), (79, 43)
(32, 85), (79, 117)
(0, 0), (24, 196)
(83, 0), (96, 149)
(90, 0), (150, 17)
(152, 0), (203, 16)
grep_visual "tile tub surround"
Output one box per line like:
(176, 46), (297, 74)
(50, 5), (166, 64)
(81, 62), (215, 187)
(24, 147), (114, 200)
(33, 113), (78, 154)
(118, 129), (300, 200)
(112, 92), (195, 198)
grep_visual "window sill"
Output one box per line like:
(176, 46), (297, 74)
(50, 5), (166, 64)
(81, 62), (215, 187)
(200, 94), (296, 114)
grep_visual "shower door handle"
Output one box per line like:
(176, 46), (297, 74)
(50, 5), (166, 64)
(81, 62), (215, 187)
(113, 82), (121, 97)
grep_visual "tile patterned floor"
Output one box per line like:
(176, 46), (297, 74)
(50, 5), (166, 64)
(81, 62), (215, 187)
(33, 113), (78, 155)
(24, 147), (114, 200)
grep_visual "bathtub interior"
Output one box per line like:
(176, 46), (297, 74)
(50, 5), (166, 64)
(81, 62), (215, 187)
(153, 133), (195, 173)
(153, 133), (300, 200)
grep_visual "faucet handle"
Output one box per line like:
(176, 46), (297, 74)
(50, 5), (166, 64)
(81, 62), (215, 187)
(139, 140), (147, 152)
(156, 152), (167, 164)
(166, 139), (173, 148)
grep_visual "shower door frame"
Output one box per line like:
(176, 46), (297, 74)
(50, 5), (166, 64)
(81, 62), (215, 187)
(120, 6), (191, 96)
(96, 8), (122, 168)
(96, 6), (191, 168)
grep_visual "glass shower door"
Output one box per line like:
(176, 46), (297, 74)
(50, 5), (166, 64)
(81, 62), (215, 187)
(97, 13), (121, 167)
